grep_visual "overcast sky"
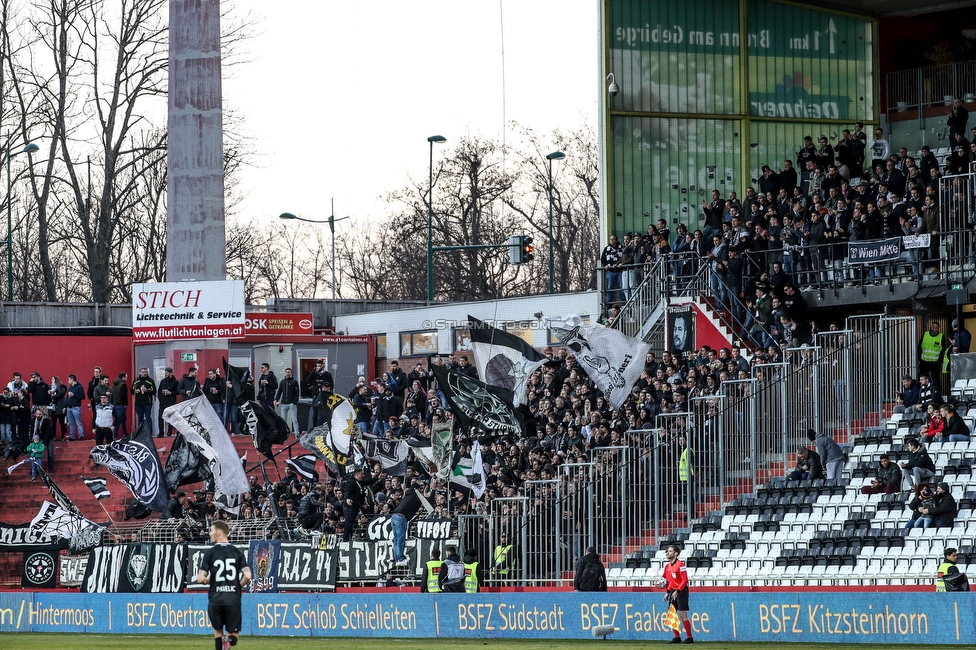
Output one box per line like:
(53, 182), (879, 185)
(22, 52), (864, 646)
(222, 0), (599, 228)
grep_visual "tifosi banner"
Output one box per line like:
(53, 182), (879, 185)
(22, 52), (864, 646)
(131, 280), (245, 341)
(245, 313), (314, 336)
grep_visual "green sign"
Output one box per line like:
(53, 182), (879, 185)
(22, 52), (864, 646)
(181, 353), (197, 362)
(608, 0), (874, 120)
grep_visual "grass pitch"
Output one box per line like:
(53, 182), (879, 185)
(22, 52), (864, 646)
(0, 636), (955, 650)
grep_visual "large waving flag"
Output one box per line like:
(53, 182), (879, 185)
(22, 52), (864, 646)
(240, 400), (291, 460)
(468, 316), (547, 408)
(360, 437), (410, 476)
(547, 314), (649, 410)
(429, 360), (522, 440)
(89, 421), (169, 512)
(298, 393), (355, 476)
(162, 395), (250, 499)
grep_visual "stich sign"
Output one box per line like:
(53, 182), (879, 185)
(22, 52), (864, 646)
(131, 280), (246, 341)
(245, 313), (315, 336)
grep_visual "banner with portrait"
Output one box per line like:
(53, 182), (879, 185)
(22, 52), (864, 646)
(666, 304), (696, 353)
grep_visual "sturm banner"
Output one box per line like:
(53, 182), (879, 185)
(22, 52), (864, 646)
(81, 544), (185, 594)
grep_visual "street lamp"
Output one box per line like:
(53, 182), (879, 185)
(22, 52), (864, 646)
(4, 140), (39, 301)
(427, 135), (446, 302)
(279, 199), (349, 300)
(545, 150), (565, 295)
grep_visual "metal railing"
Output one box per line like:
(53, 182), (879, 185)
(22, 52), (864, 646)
(886, 60), (976, 114)
(454, 313), (915, 587)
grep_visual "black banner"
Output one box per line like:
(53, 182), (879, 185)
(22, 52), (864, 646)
(81, 543), (185, 593)
(366, 515), (393, 541)
(22, 549), (58, 588)
(185, 543), (249, 591)
(278, 543), (338, 591)
(847, 237), (901, 264)
(414, 519), (454, 540)
(0, 522), (66, 550)
(337, 538), (456, 581)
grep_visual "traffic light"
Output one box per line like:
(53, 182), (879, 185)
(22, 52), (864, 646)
(521, 236), (535, 264)
(509, 235), (534, 265)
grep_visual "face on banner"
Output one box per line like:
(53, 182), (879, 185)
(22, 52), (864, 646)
(667, 306), (696, 353)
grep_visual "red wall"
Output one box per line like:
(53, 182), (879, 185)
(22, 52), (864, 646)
(0, 335), (134, 387)
(691, 302), (735, 352)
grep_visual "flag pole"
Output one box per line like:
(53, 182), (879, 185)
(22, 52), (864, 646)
(96, 498), (115, 525)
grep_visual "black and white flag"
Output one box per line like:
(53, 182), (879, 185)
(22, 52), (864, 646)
(468, 315), (548, 407)
(285, 454), (319, 482)
(30, 501), (99, 545)
(450, 441), (487, 498)
(240, 400), (291, 460)
(223, 357), (255, 405)
(429, 360), (522, 440)
(36, 466), (85, 519)
(83, 478), (111, 501)
(89, 421), (169, 512)
(298, 394), (355, 476)
(360, 438), (410, 476)
(547, 314), (649, 410)
(162, 396), (250, 499)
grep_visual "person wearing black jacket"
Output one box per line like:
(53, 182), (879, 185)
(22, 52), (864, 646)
(789, 446), (823, 481)
(392, 484), (426, 565)
(27, 373), (51, 408)
(341, 467), (382, 542)
(574, 547), (608, 592)
(923, 482), (958, 528)
(256, 364), (278, 408)
(900, 438), (936, 490)
(157, 368), (179, 437)
(304, 359), (334, 399)
(131, 367), (156, 431)
(372, 384), (402, 436)
(941, 404), (971, 442)
(202, 369), (224, 421)
(274, 368), (301, 434)
(296, 485), (326, 534)
(310, 384), (335, 427)
(700, 189), (724, 240)
(177, 368), (201, 401)
(30, 408), (56, 473)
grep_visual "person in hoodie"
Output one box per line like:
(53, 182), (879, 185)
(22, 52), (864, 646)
(177, 367), (202, 401)
(807, 428), (845, 481)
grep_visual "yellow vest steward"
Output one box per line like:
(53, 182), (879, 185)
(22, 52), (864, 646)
(464, 561), (479, 593)
(679, 448), (695, 482)
(936, 561), (954, 592)
(920, 332), (944, 363)
(425, 560), (442, 593)
(493, 544), (513, 574)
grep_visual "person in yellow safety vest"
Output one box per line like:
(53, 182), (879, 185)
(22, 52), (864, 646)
(678, 432), (695, 517)
(491, 533), (515, 582)
(421, 548), (442, 593)
(936, 547), (970, 592)
(918, 320), (948, 384)
(462, 547), (482, 593)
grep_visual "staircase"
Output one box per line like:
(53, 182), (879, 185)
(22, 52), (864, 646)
(0, 433), (289, 525)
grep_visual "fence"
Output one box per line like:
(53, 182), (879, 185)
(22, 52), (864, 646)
(885, 60), (976, 114)
(453, 313), (915, 587)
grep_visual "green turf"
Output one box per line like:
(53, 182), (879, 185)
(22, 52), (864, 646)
(0, 636), (957, 650)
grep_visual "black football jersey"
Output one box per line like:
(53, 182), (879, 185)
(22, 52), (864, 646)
(200, 543), (247, 601)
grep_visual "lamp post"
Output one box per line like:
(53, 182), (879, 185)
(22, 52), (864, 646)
(427, 135), (446, 302)
(4, 140), (39, 301)
(279, 199), (349, 300)
(545, 150), (565, 295)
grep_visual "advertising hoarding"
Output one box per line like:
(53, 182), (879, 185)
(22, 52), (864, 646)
(131, 280), (245, 341)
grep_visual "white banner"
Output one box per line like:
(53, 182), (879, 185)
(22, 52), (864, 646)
(131, 280), (245, 341)
(902, 233), (931, 249)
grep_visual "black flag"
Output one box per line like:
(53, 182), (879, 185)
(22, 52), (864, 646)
(240, 401), (291, 460)
(428, 360), (523, 440)
(223, 357), (254, 405)
(163, 432), (212, 489)
(89, 421), (169, 512)
(285, 454), (319, 482)
(37, 466), (85, 518)
(468, 315), (548, 407)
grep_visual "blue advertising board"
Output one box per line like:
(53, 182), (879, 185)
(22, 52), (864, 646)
(0, 590), (972, 644)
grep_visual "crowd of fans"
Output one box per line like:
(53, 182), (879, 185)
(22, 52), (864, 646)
(601, 106), (976, 323)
